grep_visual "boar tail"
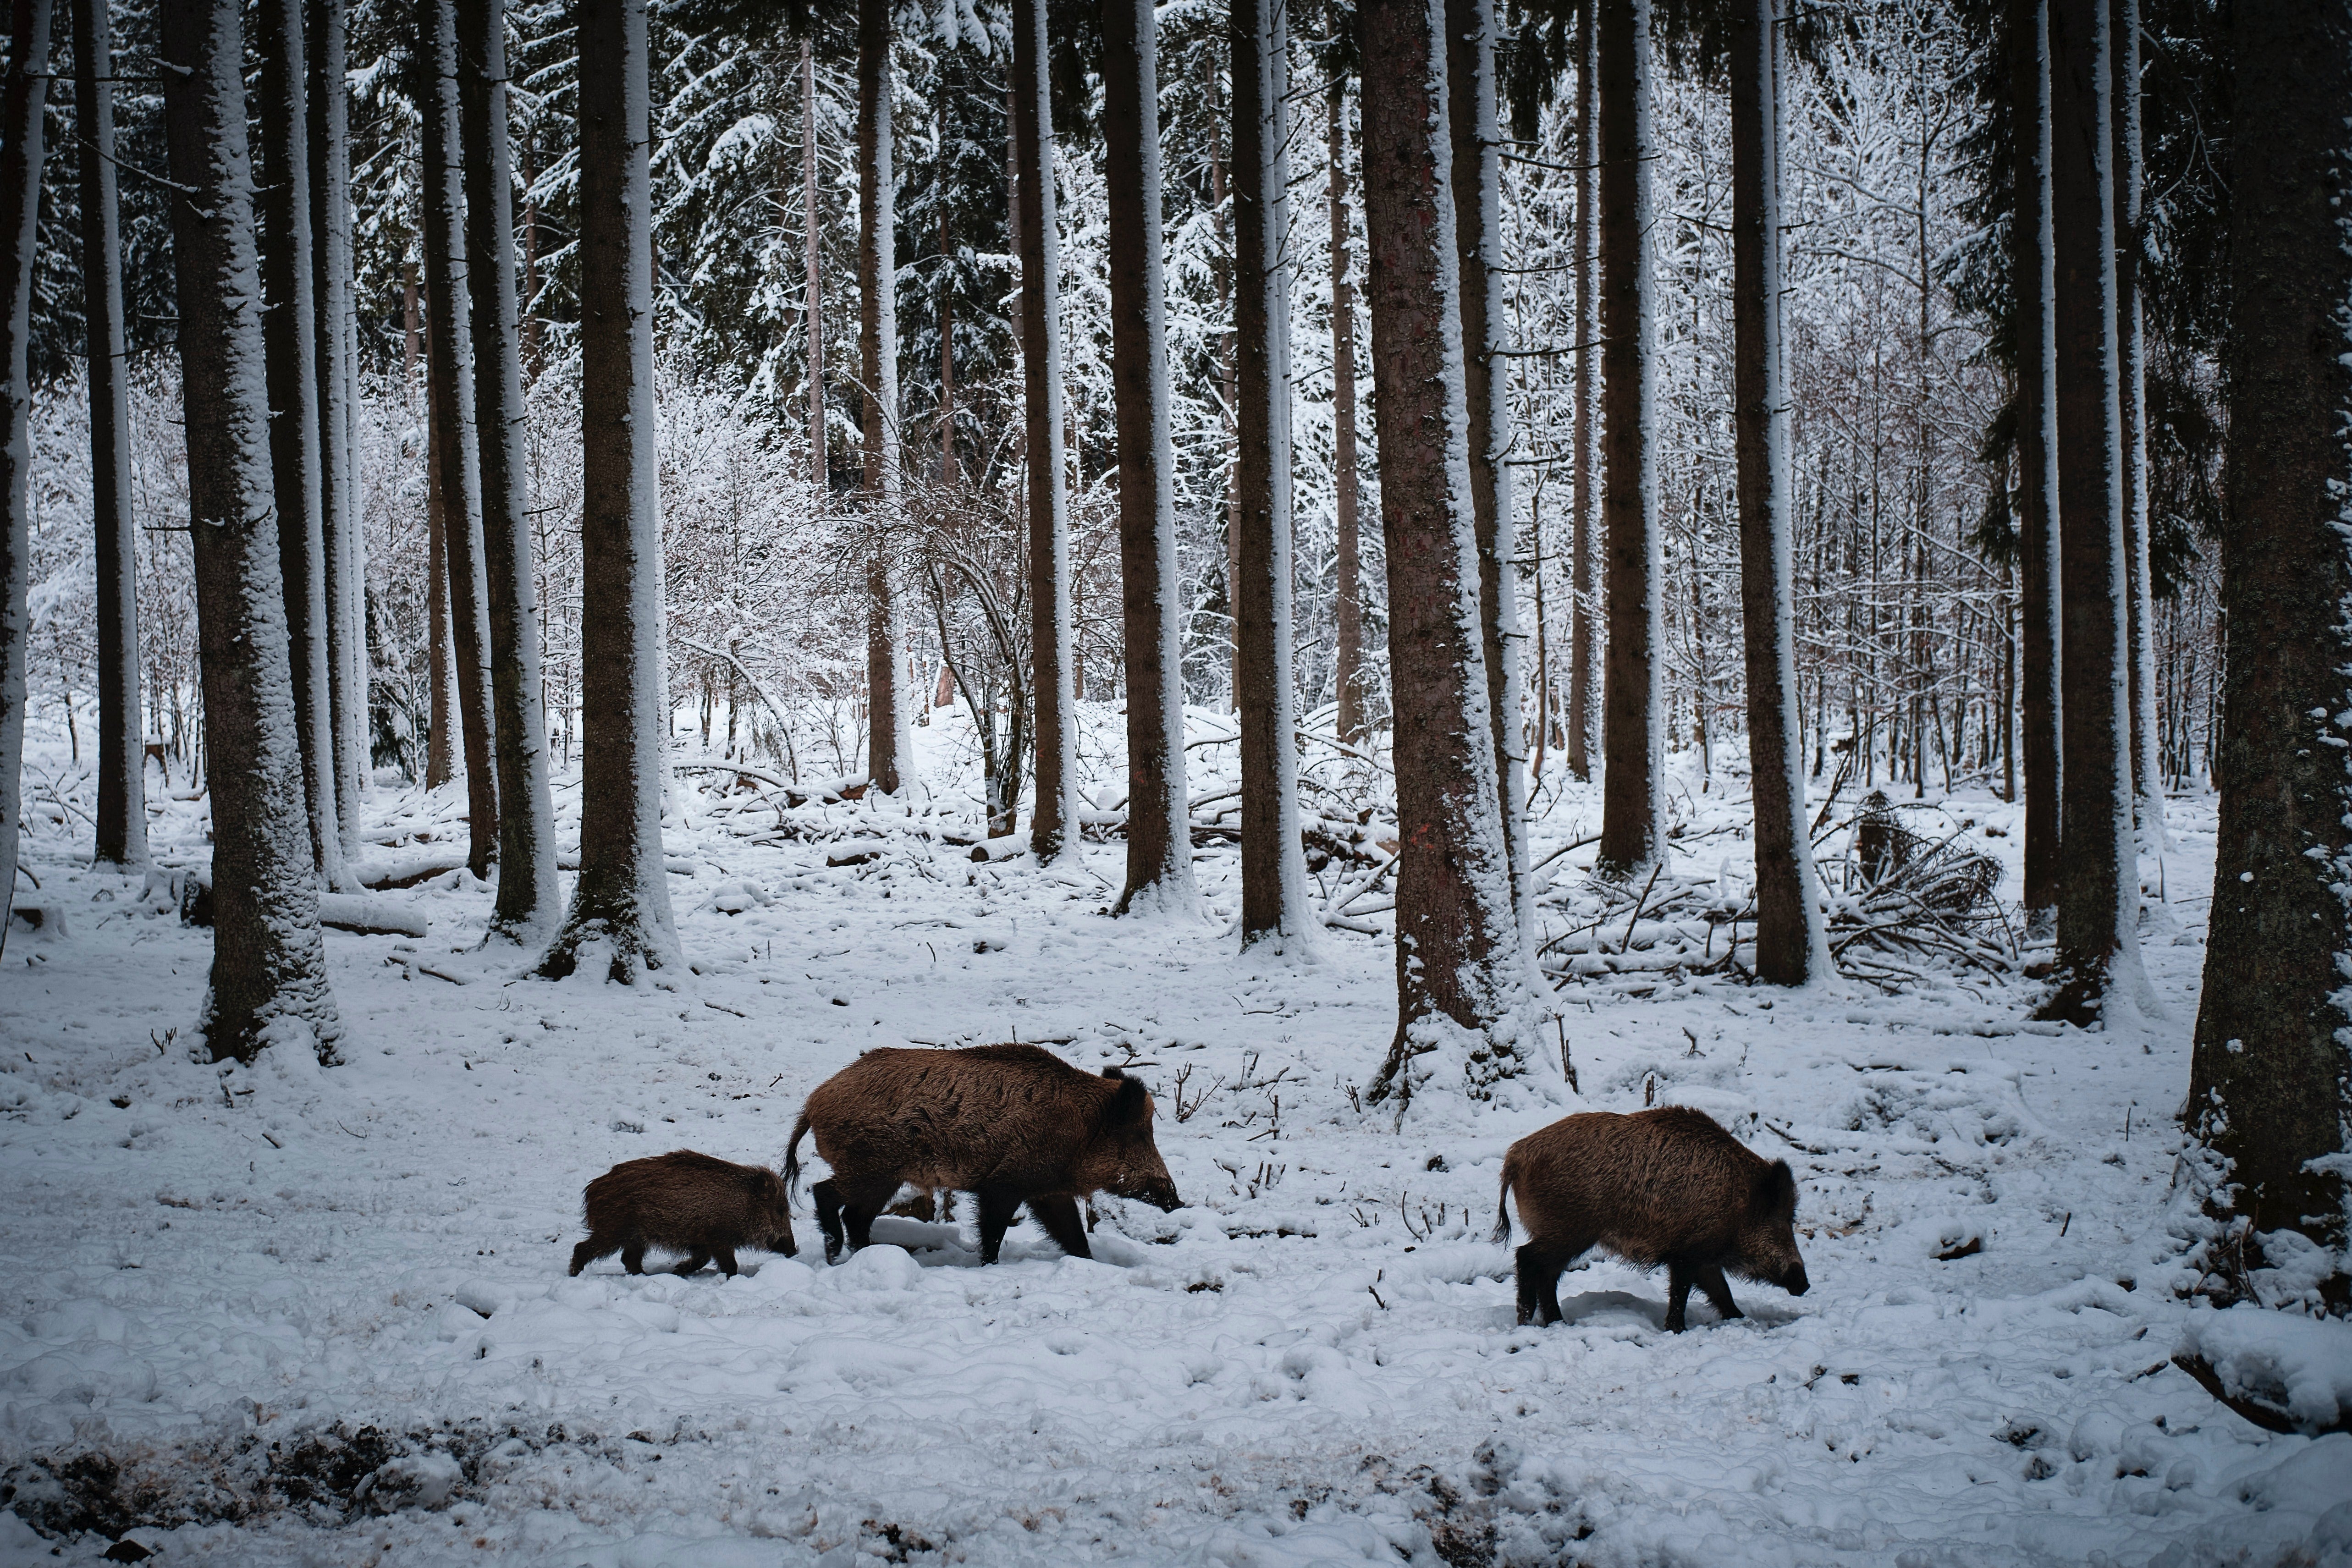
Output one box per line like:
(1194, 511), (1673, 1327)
(783, 1111), (812, 1201)
(1490, 1159), (1515, 1246)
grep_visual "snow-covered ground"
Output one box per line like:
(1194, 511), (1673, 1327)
(1, 709), (2345, 1566)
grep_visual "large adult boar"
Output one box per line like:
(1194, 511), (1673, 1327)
(1493, 1106), (1809, 1331)
(569, 1150), (797, 1277)
(784, 1043), (1182, 1264)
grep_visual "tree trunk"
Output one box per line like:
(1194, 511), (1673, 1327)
(161, 0), (341, 1059)
(420, 0), (498, 878)
(1359, 0), (1528, 1110)
(2110, 0), (2163, 849)
(74, 0), (145, 868)
(1731, 0), (1825, 986)
(521, 125), (543, 379)
(1330, 77), (1366, 748)
(0, 0), (48, 949)
(1102, 0), (1195, 917)
(1567, 4), (1598, 784)
(308, 0), (365, 859)
(2187, 0), (2352, 1261)
(459, 0), (560, 936)
(804, 43), (825, 498)
(2041, 0), (2142, 1023)
(423, 399), (459, 789)
(858, 0), (910, 797)
(1013, 0), (1076, 862)
(1230, 0), (1313, 949)
(1595, 0), (1661, 880)
(2011, 0), (2063, 924)
(1448, 0), (1528, 942)
(541, 0), (680, 982)
(257, 0), (345, 890)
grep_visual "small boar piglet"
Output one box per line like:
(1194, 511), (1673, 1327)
(785, 1043), (1182, 1265)
(1493, 1106), (1810, 1331)
(569, 1149), (797, 1278)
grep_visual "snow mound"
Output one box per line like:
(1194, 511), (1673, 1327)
(2177, 1309), (2352, 1435)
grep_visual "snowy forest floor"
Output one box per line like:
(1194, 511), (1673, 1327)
(0, 708), (2344, 1567)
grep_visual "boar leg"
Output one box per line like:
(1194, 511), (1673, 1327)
(975, 1186), (1023, 1264)
(569, 1234), (617, 1276)
(1663, 1261), (1693, 1331)
(671, 1250), (711, 1276)
(838, 1178), (896, 1253)
(813, 1179), (847, 1262)
(712, 1247), (738, 1277)
(621, 1242), (648, 1275)
(1516, 1240), (1580, 1327)
(1691, 1262), (1742, 1324)
(1027, 1195), (1091, 1261)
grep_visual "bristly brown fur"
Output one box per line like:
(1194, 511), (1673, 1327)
(1496, 1106), (1810, 1331)
(569, 1149), (797, 1278)
(784, 1043), (1182, 1265)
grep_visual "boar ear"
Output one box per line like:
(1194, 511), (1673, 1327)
(1105, 1073), (1151, 1127)
(1753, 1159), (1798, 1216)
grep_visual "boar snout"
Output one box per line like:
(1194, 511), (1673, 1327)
(1137, 1178), (1182, 1213)
(1782, 1261), (1810, 1297)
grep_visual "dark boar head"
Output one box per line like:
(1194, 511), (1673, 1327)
(754, 1170), (799, 1258)
(1083, 1069), (1183, 1212)
(1739, 1159), (1809, 1297)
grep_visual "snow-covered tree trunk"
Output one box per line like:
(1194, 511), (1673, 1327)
(459, 0), (559, 937)
(1358, 0), (1531, 1111)
(1446, 0), (1529, 945)
(1013, 0), (1076, 863)
(1567, 6), (1599, 785)
(1102, 0), (1195, 918)
(161, 0), (341, 1060)
(2188, 0), (2352, 1263)
(73, 0), (144, 869)
(2042, 0), (2143, 1025)
(0, 0), (47, 949)
(540, 0), (680, 983)
(1595, 0), (1663, 880)
(2109, 0), (2163, 850)
(257, 0), (346, 891)
(308, 0), (365, 859)
(2010, 0), (2063, 925)
(1231, 0), (1314, 950)
(803, 42), (824, 500)
(420, 0), (497, 878)
(423, 402), (459, 790)
(1330, 78), (1367, 749)
(857, 0), (911, 798)
(1732, 0), (1827, 987)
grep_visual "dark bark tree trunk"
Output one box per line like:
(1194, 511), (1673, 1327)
(858, 0), (909, 796)
(423, 391), (459, 789)
(308, 0), (364, 861)
(1595, 0), (1661, 879)
(161, 0), (341, 1059)
(1567, 5), (1598, 784)
(1358, 0), (1528, 1110)
(1013, 0), (1076, 862)
(459, 0), (560, 936)
(419, 0), (498, 878)
(803, 42), (824, 498)
(0, 0), (48, 948)
(74, 0), (145, 868)
(1231, 0), (1312, 948)
(2110, 0), (2163, 847)
(2011, 0), (2064, 924)
(1731, 0), (1823, 985)
(1102, 0), (1195, 917)
(1330, 77), (1366, 748)
(2041, 0), (2142, 1023)
(2188, 0), (2352, 1260)
(257, 0), (345, 889)
(540, 0), (680, 981)
(1448, 0), (1528, 941)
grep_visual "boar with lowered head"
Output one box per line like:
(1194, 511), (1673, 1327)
(569, 1149), (797, 1277)
(1493, 1106), (1809, 1331)
(784, 1043), (1182, 1264)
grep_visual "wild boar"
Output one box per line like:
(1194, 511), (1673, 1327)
(783, 1043), (1183, 1264)
(568, 1149), (797, 1277)
(1492, 1106), (1810, 1331)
